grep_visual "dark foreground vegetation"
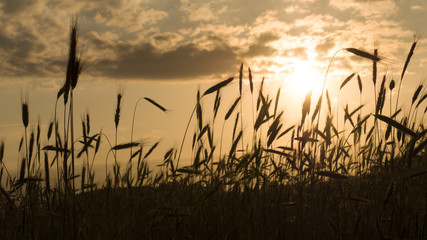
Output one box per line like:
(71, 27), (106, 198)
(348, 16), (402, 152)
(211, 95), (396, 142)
(0, 20), (426, 240)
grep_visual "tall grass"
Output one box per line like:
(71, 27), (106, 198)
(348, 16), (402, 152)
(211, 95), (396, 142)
(0, 21), (425, 240)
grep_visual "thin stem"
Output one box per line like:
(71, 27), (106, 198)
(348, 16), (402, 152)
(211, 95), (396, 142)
(70, 92), (75, 192)
(63, 101), (68, 189)
(53, 99), (61, 190)
(240, 94), (244, 154)
(70, 91), (77, 240)
(24, 128), (28, 179)
(219, 121), (226, 158)
(129, 97), (145, 182)
(250, 92), (255, 149)
(177, 105), (197, 170)
(337, 93), (340, 143)
(395, 79), (403, 115)
(114, 127), (118, 185)
(316, 49), (343, 129)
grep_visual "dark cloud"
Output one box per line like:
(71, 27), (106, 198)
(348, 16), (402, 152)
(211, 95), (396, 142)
(89, 40), (239, 80)
(0, 0), (423, 84)
(85, 31), (285, 80)
(0, 0), (38, 14)
(243, 32), (280, 58)
(84, 0), (125, 9)
(84, 31), (114, 50)
(149, 32), (183, 48)
(0, 28), (51, 77)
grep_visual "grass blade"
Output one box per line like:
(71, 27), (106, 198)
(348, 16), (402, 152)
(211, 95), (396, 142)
(374, 114), (416, 137)
(239, 63), (243, 96)
(339, 73), (356, 90)
(144, 142), (159, 159)
(225, 96), (241, 120)
(144, 97), (168, 112)
(401, 38), (417, 81)
(345, 48), (381, 61)
(248, 67), (253, 94)
(357, 74), (362, 93)
(111, 142), (140, 151)
(203, 77), (234, 96)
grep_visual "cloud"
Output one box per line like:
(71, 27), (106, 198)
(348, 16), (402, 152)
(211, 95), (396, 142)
(410, 5), (423, 10)
(0, 0), (424, 86)
(180, 1), (220, 22)
(329, 0), (399, 18)
(0, 0), (40, 14)
(315, 37), (336, 54)
(148, 32), (184, 51)
(283, 47), (307, 59)
(0, 23), (54, 77)
(284, 5), (309, 14)
(294, 14), (344, 35)
(243, 32), (280, 58)
(84, 27), (286, 80)
(88, 38), (239, 80)
(93, 1), (168, 32)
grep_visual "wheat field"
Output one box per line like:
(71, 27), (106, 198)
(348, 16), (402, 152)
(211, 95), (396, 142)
(0, 20), (426, 240)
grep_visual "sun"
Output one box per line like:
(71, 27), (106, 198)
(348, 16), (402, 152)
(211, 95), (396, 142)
(287, 60), (323, 97)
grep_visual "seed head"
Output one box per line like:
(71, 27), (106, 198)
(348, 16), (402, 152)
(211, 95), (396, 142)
(22, 103), (29, 128)
(389, 79), (395, 90)
(0, 141), (4, 164)
(114, 93), (122, 128)
(345, 48), (381, 62)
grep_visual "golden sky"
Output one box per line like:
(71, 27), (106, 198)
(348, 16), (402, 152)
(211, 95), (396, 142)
(0, 0), (426, 179)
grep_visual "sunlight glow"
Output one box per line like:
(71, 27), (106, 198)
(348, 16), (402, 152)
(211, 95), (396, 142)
(287, 60), (323, 97)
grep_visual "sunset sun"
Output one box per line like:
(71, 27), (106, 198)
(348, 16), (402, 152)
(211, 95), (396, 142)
(287, 60), (323, 97)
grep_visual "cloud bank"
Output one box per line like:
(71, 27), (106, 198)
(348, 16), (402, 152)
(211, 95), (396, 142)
(0, 0), (425, 82)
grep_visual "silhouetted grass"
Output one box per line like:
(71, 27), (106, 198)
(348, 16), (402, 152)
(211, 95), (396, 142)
(0, 21), (426, 240)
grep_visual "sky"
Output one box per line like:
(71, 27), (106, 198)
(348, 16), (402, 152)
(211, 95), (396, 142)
(0, 0), (426, 181)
